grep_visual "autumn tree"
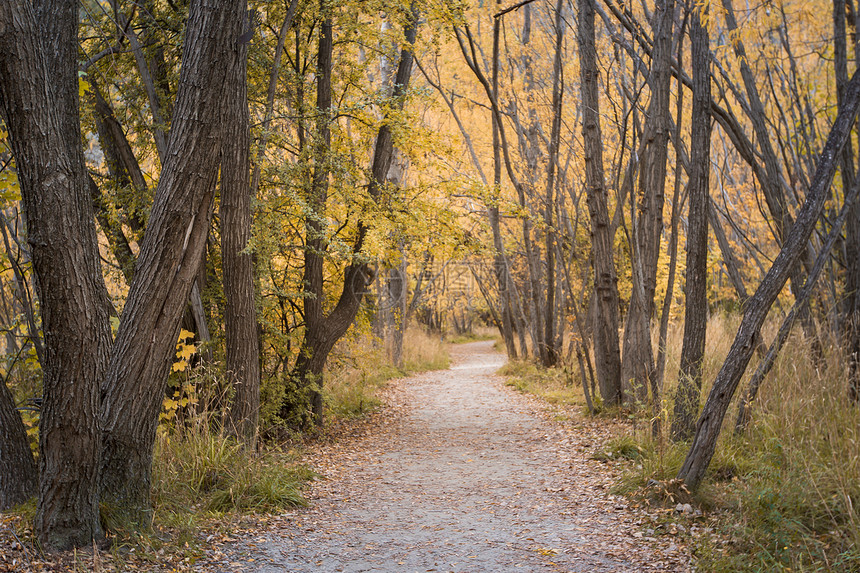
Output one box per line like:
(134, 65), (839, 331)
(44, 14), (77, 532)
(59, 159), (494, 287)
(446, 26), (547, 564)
(280, 3), (420, 427)
(99, 0), (249, 526)
(0, 0), (114, 549)
(671, 0), (711, 442)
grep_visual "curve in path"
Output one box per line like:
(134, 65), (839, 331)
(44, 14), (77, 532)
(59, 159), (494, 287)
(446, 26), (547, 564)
(217, 340), (690, 572)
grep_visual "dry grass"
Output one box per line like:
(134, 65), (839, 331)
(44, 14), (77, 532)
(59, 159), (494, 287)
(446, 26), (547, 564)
(619, 313), (860, 571)
(324, 327), (450, 422)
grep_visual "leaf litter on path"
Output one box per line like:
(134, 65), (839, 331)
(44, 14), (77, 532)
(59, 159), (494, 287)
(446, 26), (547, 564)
(201, 340), (692, 572)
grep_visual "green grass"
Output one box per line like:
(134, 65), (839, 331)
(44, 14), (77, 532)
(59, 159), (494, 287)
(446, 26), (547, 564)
(500, 360), (587, 410)
(144, 424), (312, 550)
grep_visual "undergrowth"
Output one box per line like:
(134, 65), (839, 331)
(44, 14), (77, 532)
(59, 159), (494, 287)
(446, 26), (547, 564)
(500, 360), (588, 411)
(323, 327), (450, 422)
(605, 315), (860, 572)
(500, 314), (860, 571)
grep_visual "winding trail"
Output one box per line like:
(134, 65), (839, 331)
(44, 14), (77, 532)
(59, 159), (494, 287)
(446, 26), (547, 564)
(215, 341), (691, 572)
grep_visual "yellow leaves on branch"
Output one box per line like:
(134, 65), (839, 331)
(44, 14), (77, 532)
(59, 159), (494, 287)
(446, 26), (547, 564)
(172, 328), (197, 373)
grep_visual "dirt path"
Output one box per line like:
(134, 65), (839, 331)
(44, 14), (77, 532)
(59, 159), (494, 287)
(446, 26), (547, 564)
(211, 341), (691, 572)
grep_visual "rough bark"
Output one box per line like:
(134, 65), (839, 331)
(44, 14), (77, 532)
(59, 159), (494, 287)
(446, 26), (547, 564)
(579, 0), (622, 406)
(0, 0), (114, 550)
(621, 0), (675, 405)
(677, 68), (860, 491)
(835, 0), (860, 400)
(671, 2), (711, 442)
(99, 0), (244, 525)
(223, 10), (260, 447)
(0, 378), (37, 510)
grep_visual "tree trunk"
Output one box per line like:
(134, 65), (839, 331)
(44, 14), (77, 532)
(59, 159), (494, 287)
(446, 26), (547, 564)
(386, 252), (408, 368)
(621, 0), (675, 406)
(223, 10), (260, 447)
(542, 0), (564, 368)
(285, 6), (420, 426)
(677, 67), (860, 491)
(835, 0), (860, 400)
(490, 4), (518, 360)
(0, 0), (114, 550)
(99, 0), (244, 526)
(720, 0), (821, 356)
(579, 0), (622, 406)
(0, 378), (37, 510)
(671, 2), (711, 442)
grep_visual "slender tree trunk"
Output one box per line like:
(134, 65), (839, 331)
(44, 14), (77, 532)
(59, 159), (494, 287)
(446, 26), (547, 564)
(655, 22), (687, 437)
(491, 4), (518, 360)
(671, 1), (711, 442)
(579, 0), (622, 406)
(835, 0), (860, 400)
(678, 68), (860, 491)
(621, 0), (675, 406)
(519, 3), (547, 365)
(223, 10), (260, 447)
(99, 0), (244, 526)
(543, 0), (565, 368)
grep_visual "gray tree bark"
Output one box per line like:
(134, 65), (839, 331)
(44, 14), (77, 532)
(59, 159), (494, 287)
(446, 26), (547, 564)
(579, 0), (622, 406)
(671, 1), (711, 442)
(223, 10), (261, 447)
(677, 68), (860, 491)
(621, 0), (675, 405)
(0, 0), (114, 550)
(99, 0), (245, 526)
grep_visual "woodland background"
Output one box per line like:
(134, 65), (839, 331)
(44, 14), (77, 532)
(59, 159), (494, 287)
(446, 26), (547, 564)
(1, 0), (859, 569)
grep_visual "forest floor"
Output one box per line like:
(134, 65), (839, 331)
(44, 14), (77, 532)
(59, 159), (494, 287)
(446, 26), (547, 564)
(200, 340), (694, 572)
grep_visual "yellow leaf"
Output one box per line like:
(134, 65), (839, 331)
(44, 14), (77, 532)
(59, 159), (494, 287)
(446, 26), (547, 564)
(172, 360), (187, 373)
(177, 343), (196, 360)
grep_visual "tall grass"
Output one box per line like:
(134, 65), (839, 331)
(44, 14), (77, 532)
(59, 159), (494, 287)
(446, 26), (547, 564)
(500, 360), (585, 409)
(323, 327), (450, 421)
(615, 314), (860, 571)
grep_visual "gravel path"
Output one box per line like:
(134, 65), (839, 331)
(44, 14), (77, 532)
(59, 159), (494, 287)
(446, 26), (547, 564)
(214, 340), (691, 572)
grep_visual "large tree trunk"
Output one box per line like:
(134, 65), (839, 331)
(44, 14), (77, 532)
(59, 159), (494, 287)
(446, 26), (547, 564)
(677, 67), (860, 491)
(578, 0), (622, 406)
(0, 0), (114, 550)
(621, 0), (675, 405)
(223, 10), (260, 447)
(99, 0), (245, 526)
(671, 1), (711, 442)
(0, 379), (37, 510)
